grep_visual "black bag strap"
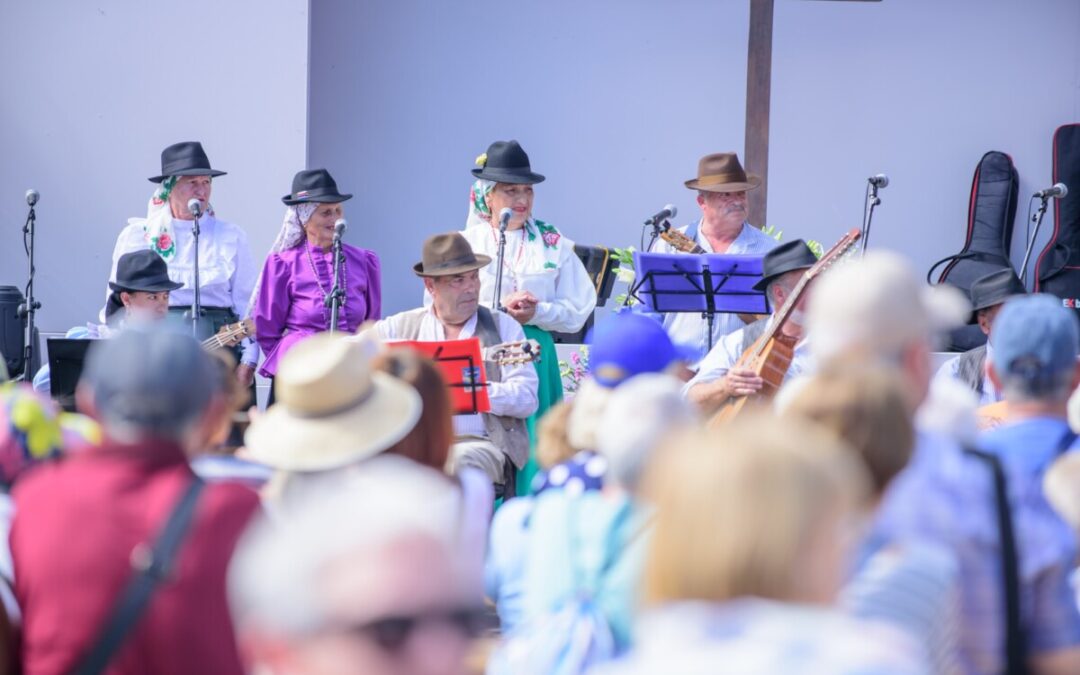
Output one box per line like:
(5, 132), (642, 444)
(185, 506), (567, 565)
(75, 478), (206, 675)
(964, 447), (1026, 675)
(926, 251), (1012, 285)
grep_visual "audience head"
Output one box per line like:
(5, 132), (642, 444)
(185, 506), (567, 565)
(595, 373), (698, 494)
(569, 312), (693, 449)
(987, 294), (1080, 405)
(784, 366), (915, 500)
(0, 383), (98, 489)
(535, 401), (575, 469)
(245, 333), (422, 472)
(77, 327), (220, 448)
(808, 250), (969, 408)
(643, 414), (869, 607)
(230, 456), (483, 675)
(373, 348), (454, 472)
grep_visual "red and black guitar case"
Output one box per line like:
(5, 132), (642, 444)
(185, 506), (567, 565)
(927, 151), (1020, 350)
(1034, 124), (1080, 315)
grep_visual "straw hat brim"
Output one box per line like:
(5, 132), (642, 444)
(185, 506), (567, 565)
(685, 174), (762, 193)
(243, 372), (422, 472)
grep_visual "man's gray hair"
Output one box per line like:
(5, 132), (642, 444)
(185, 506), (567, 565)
(999, 368), (1075, 404)
(596, 373), (698, 493)
(81, 327), (217, 442)
(229, 456), (465, 637)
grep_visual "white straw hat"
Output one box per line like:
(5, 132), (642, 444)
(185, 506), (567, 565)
(245, 333), (422, 471)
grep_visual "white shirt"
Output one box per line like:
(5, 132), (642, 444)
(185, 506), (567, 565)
(932, 342), (999, 407)
(374, 308), (539, 438)
(649, 220), (778, 368)
(454, 221), (597, 334)
(106, 214), (260, 364)
(683, 318), (813, 397)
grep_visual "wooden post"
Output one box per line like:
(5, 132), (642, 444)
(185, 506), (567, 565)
(744, 0), (774, 228)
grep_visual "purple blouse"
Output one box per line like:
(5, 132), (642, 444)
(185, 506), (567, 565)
(254, 241), (381, 377)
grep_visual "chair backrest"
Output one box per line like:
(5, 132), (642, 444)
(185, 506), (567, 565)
(551, 244), (619, 344)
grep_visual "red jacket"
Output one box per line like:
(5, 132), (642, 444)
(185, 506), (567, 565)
(11, 437), (260, 675)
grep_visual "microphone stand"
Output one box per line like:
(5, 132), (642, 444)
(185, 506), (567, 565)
(327, 233), (346, 332)
(492, 224), (508, 312)
(1018, 195), (1052, 286)
(860, 180), (883, 255)
(16, 201), (41, 381)
(188, 209), (204, 338)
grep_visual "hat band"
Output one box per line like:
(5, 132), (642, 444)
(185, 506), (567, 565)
(425, 254), (479, 273)
(288, 382), (375, 419)
(695, 171), (749, 186)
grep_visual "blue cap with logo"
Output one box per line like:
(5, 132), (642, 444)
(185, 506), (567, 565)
(991, 294), (1079, 385)
(587, 312), (696, 388)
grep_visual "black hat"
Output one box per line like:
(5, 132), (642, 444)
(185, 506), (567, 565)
(752, 239), (818, 292)
(471, 140), (545, 185)
(108, 250), (184, 293)
(282, 169), (353, 205)
(968, 268), (1026, 324)
(148, 141), (227, 183)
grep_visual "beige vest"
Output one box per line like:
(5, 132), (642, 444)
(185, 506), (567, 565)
(391, 307), (531, 468)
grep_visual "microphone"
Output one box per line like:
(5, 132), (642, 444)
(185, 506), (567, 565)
(25, 189), (39, 206)
(187, 198), (203, 217)
(499, 207), (513, 233)
(868, 174), (889, 188)
(1035, 183), (1068, 200)
(646, 204), (678, 226)
(333, 218), (347, 242)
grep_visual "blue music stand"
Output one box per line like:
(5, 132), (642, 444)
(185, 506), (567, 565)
(630, 251), (768, 351)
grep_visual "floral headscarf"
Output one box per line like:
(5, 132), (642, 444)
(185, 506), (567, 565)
(142, 176), (216, 261)
(245, 203), (319, 316)
(465, 178), (562, 249)
(0, 383), (100, 489)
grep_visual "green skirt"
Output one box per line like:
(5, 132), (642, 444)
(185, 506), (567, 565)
(517, 325), (564, 495)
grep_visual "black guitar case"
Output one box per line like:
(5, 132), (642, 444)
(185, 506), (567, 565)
(1034, 124), (1080, 317)
(927, 151), (1020, 351)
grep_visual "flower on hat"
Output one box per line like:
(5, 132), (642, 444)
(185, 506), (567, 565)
(475, 152), (488, 167)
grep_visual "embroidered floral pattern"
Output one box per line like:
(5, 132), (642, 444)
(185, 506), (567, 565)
(534, 220), (560, 249)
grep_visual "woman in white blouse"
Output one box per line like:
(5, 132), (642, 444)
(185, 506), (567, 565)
(461, 140), (597, 494)
(106, 141), (260, 386)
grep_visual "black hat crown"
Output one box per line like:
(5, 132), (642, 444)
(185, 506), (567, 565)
(282, 169), (354, 205)
(969, 268), (1027, 318)
(752, 239), (818, 292)
(472, 140), (546, 185)
(109, 250), (184, 293)
(148, 141), (226, 183)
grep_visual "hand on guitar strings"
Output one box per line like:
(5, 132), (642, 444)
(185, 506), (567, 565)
(502, 290), (538, 325)
(723, 368), (764, 398)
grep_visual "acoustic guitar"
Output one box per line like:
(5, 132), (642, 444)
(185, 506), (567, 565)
(708, 228), (862, 426)
(483, 339), (542, 365)
(202, 318), (255, 351)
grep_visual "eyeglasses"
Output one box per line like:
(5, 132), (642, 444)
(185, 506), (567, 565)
(328, 606), (493, 652)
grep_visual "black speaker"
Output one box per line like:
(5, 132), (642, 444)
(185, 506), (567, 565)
(0, 286), (26, 378)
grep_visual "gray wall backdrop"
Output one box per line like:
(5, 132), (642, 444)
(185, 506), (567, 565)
(309, 0), (1080, 317)
(0, 0), (309, 334)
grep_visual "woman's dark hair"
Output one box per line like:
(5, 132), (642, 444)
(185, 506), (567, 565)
(104, 291), (127, 324)
(373, 349), (453, 472)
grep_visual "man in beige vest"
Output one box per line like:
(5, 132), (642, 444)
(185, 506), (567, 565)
(373, 233), (539, 495)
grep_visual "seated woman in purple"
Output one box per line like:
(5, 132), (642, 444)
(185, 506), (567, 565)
(252, 169), (381, 398)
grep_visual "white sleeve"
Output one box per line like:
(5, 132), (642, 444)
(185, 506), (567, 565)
(229, 225), (261, 365)
(530, 244), (598, 334)
(488, 314), (539, 419)
(100, 223), (144, 322)
(682, 329), (742, 396)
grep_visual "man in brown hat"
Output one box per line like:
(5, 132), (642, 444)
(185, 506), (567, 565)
(651, 152), (779, 369)
(372, 233), (539, 495)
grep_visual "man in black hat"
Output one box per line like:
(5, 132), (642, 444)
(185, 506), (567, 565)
(371, 233), (539, 496)
(932, 268), (1026, 405)
(106, 141), (260, 386)
(33, 250), (182, 394)
(683, 240), (818, 413)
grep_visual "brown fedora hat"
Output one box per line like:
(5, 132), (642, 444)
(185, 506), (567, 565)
(413, 233), (492, 277)
(684, 152), (761, 193)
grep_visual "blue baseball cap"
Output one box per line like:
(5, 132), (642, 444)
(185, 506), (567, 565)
(587, 312), (695, 388)
(991, 294), (1079, 384)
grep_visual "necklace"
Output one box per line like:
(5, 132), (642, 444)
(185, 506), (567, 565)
(305, 241), (348, 328)
(490, 224), (528, 293)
